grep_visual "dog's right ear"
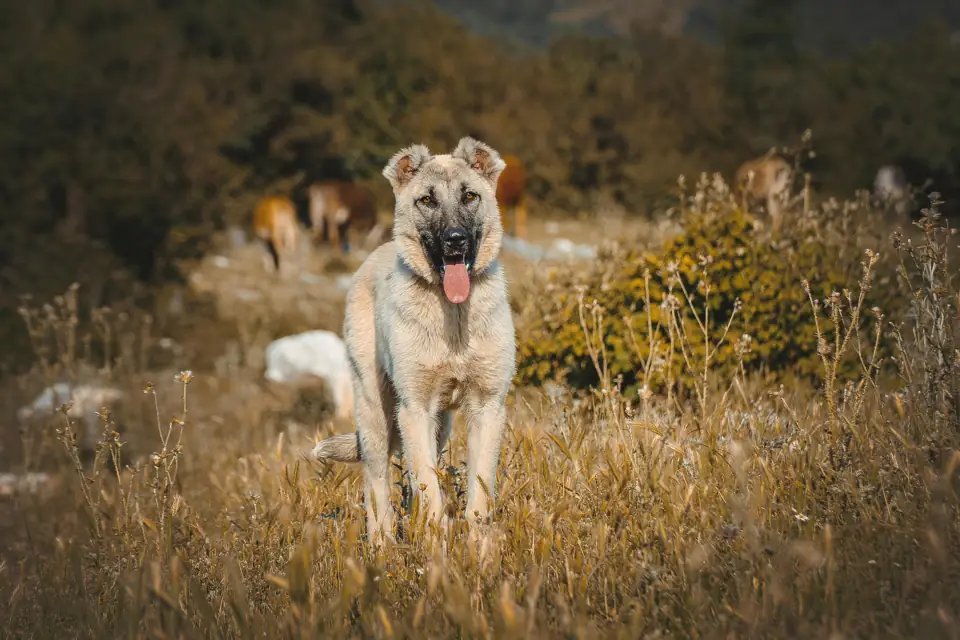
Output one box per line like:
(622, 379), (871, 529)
(382, 144), (432, 194)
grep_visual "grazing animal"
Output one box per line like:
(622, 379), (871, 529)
(734, 152), (793, 232)
(311, 136), (516, 541)
(253, 195), (300, 275)
(496, 154), (528, 239)
(308, 181), (384, 255)
(873, 165), (912, 218)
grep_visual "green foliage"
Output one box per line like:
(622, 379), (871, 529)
(517, 186), (901, 396)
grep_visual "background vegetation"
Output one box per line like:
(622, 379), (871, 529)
(1, 0), (958, 288)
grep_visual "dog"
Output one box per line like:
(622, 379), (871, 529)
(496, 154), (527, 239)
(311, 137), (516, 542)
(253, 195), (300, 275)
(734, 151), (793, 232)
(308, 181), (384, 255)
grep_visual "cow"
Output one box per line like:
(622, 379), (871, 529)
(496, 154), (528, 239)
(308, 181), (385, 255)
(253, 195), (300, 276)
(734, 151), (794, 233)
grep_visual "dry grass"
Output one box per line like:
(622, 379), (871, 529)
(1, 185), (959, 639)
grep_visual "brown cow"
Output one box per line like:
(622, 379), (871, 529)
(734, 151), (794, 233)
(308, 181), (384, 255)
(253, 195), (300, 276)
(496, 154), (528, 239)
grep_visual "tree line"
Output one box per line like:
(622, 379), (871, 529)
(1, 0), (958, 285)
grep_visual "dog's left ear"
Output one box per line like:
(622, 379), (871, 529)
(452, 137), (506, 186)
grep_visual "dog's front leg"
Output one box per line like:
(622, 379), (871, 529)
(397, 403), (444, 525)
(464, 398), (507, 523)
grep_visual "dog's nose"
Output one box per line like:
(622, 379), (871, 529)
(442, 227), (468, 254)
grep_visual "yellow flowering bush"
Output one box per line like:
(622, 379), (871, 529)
(517, 186), (902, 396)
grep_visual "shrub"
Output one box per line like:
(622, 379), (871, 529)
(517, 175), (903, 397)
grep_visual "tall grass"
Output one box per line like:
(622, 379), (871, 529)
(1, 186), (959, 638)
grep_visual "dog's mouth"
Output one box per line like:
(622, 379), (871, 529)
(421, 226), (479, 304)
(440, 255), (473, 304)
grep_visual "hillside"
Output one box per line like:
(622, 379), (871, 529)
(431, 0), (960, 53)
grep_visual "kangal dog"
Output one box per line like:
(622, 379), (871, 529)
(735, 152), (793, 232)
(312, 137), (516, 541)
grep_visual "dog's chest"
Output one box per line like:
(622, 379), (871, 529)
(419, 344), (486, 410)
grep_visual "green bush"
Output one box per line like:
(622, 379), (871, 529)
(517, 183), (903, 396)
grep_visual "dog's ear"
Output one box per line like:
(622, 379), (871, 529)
(452, 137), (506, 186)
(382, 144), (432, 194)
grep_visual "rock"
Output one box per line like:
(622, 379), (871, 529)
(212, 255), (231, 268)
(502, 235), (597, 262)
(873, 165), (911, 216)
(18, 383), (124, 449)
(0, 472), (53, 498)
(264, 331), (353, 420)
(501, 236), (545, 261)
(234, 288), (262, 302)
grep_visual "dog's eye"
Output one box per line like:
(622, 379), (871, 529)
(463, 191), (479, 203)
(418, 195), (433, 206)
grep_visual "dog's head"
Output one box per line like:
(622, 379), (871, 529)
(382, 136), (507, 304)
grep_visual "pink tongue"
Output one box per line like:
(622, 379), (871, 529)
(443, 262), (471, 304)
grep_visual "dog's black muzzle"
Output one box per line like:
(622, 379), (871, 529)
(423, 226), (478, 281)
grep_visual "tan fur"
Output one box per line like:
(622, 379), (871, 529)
(308, 181), (385, 255)
(253, 195), (300, 276)
(312, 137), (515, 542)
(734, 152), (793, 232)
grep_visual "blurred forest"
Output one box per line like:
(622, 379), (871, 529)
(1, 0), (959, 341)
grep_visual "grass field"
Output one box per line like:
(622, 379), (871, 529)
(1, 178), (959, 639)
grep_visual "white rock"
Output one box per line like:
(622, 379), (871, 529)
(264, 331), (353, 420)
(18, 383), (122, 423)
(212, 255), (231, 268)
(0, 472), (52, 497)
(501, 236), (545, 261)
(234, 288), (262, 302)
(502, 235), (597, 262)
(550, 238), (575, 255)
(18, 383), (123, 446)
(874, 165), (911, 216)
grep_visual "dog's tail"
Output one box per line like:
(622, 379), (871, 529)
(312, 433), (361, 463)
